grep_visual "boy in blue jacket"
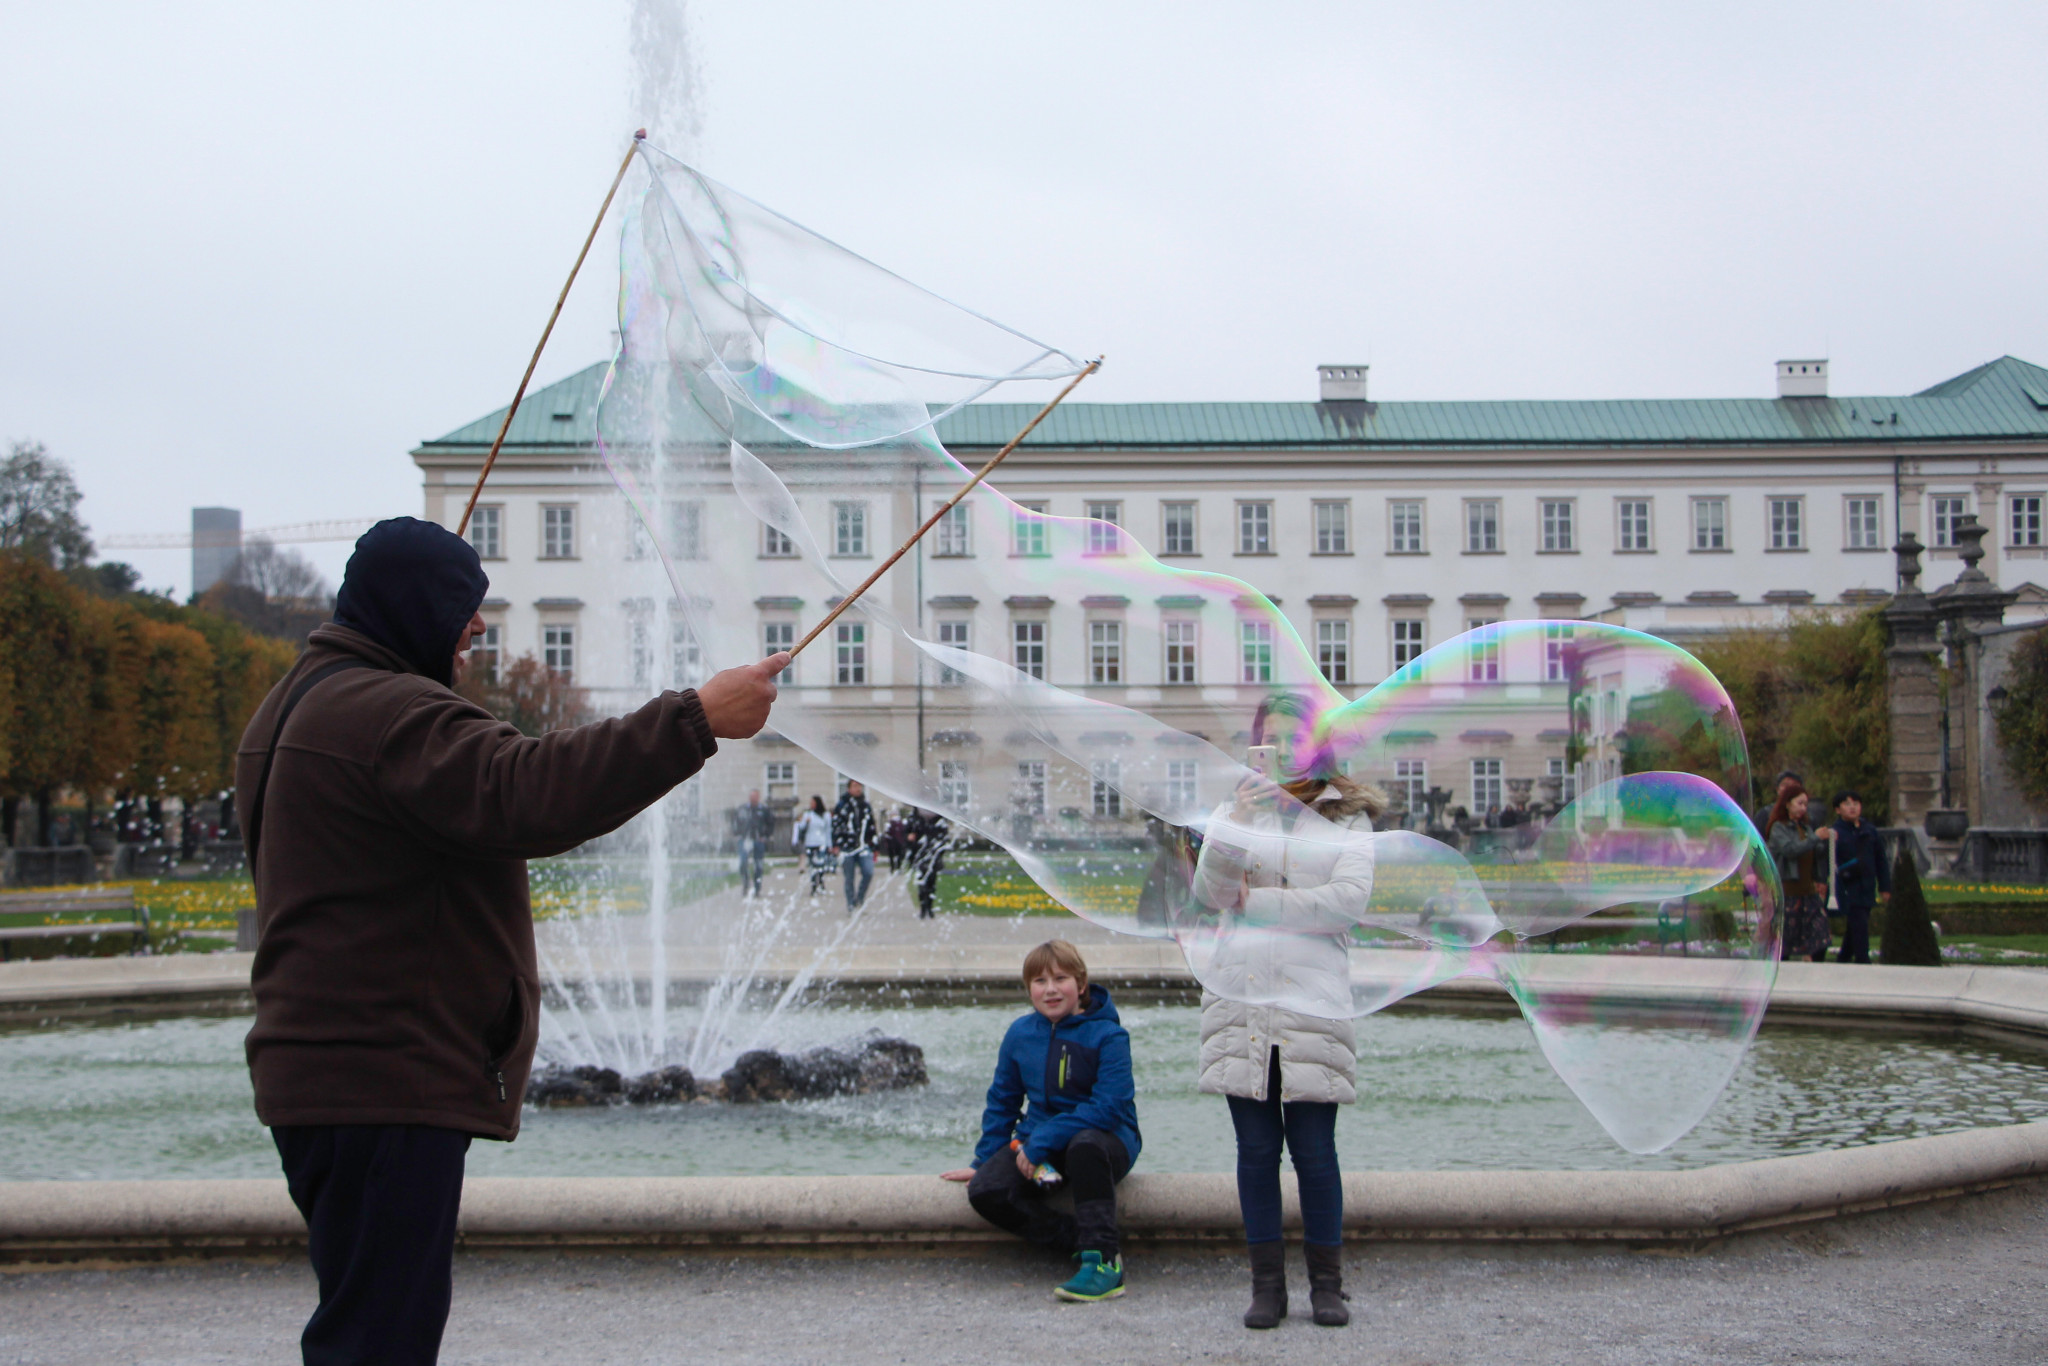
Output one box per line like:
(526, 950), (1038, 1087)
(940, 939), (1142, 1302)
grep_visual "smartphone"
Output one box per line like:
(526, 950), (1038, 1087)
(1245, 745), (1278, 780)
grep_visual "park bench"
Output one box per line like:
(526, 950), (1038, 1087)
(0, 887), (149, 960)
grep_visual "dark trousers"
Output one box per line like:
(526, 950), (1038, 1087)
(1837, 907), (1872, 964)
(1226, 1048), (1343, 1247)
(916, 868), (940, 918)
(967, 1129), (1130, 1258)
(273, 1124), (472, 1366)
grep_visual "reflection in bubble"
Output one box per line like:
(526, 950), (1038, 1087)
(586, 142), (1782, 1154)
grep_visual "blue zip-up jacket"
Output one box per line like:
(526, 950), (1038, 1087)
(971, 984), (1142, 1168)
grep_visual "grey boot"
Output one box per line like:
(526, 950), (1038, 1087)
(1243, 1241), (1288, 1329)
(1304, 1242), (1350, 1327)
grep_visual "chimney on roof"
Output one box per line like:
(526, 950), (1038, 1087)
(1318, 364), (1369, 402)
(1776, 358), (1828, 398)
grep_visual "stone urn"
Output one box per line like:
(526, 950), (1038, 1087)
(1923, 809), (1970, 842)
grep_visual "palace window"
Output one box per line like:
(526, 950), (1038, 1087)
(937, 760), (971, 810)
(467, 505), (502, 560)
(1769, 497), (1804, 550)
(832, 502), (867, 557)
(1393, 758), (1427, 815)
(932, 502), (971, 557)
(1166, 760), (1200, 812)
(762, 523), (796, 557)
(2013, 495), (2045, 548)
(1466, 618), (1501, 683)
(1237, 502), (1272, 554)
(542, 623), (575, 678)
(1692, 497), (1727, 550)
(1162, 502), (1197, 555)
(1544, 621), (1575, 682)
(1470, 757), (1504, 812)
(1015, 761), (1047, 817)
(762, 620), (794, 684)
(1845, 496), (1884, 550)
(1465, 500), (1500, 553)
(1089, 620), (1123, 684)
(1391, 618), (1426, 669)
(1931, 496), (1969, 547)
(1092, 758), (1122, 818)
(1540, 500), (1575, 552)
(935, 619), (970, 686)
(1617, 499), (1653, 552)
(1012, 502), (1048, 557)
(1012, 620), (1046, 680)
(541, 505), (577, 559)
(1389, 500), (1425, 553)
(1164, 620), (1199, 684)
(835, 622), (866, 684)
(1085, 501), (1122, 556)
(1240, 620), (1275, 684)
(1313, 501), (1349, 554)
(1316, 619), (1350, 684)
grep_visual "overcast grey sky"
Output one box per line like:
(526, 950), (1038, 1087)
(4, 1), (2044, 596)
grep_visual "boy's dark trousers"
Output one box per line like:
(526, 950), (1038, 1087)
(968, 1129), (1131, 1258)
(273, 1124), (472, 1366)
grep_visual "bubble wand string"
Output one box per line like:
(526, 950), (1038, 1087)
(457, 131), (648, 538)
(787, 357), (1102, 660)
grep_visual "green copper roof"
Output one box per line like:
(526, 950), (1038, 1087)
(418, 355), (2048, 454)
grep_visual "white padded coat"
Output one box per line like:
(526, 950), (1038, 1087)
(1191, 788), (1378, 1105)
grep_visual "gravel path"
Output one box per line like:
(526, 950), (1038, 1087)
(6, 1182), (2046, 1365)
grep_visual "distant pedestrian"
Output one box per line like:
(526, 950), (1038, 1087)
(793, 795), (833, 895)
(905, 807), (950, 918)
(1753, 769), (1804, 837)
(730, 789), (773, 897)
(1765, 783), (1837, 962)
(1829, 790), (1890, 965)
(883, 810), (908, 872)
(832, 780), (878, 912)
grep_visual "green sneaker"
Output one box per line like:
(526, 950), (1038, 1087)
(1053, 1251), (1125, 1302)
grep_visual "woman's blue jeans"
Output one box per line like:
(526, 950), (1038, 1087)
(1225, 1047), (1343, 1247)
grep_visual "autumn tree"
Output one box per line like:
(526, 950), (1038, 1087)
(0, 553), (93, 843)
(1992, 625), (2048, 807)
(0, 441), (94, 570)
(457, 653), (591, 737)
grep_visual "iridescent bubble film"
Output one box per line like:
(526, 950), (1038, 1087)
(582, 141), (1781, 1154)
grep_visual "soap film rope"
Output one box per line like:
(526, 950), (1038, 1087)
(457, 131), (648, 538)
(786, 357), (1102, 660)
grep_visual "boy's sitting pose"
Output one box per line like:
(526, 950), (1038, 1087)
(941, 939), (1142, 1302)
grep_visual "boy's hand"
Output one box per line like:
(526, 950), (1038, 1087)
(938, 1169), (974, 1182)
(1015, 1147), (1036, 1177)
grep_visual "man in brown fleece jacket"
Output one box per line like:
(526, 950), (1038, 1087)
(238, 517), (785, 1365)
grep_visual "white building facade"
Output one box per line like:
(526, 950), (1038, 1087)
(412, 355), (2048, 823)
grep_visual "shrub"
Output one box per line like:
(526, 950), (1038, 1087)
(1880, 845), (1942, 967)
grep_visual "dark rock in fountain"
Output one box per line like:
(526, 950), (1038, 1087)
(527, 1033), (923, 1108)
(722, 1030), (928, 1102)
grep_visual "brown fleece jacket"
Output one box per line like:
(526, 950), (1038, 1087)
(238, 624), (717, 1139)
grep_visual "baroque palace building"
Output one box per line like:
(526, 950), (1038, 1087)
(412, 355), (2048, 826)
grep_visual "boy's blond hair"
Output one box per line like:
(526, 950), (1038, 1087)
(1021, 939), (1090, 995)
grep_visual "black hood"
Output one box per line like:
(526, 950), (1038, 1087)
(332, 517), (489, 686)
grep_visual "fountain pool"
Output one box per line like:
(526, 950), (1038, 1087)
(7, 1003), (2048, 1182)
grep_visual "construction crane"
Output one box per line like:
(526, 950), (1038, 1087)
(98, 519), (380, 551)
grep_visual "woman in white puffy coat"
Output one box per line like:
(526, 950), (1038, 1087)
(1190, 698), (1384, 1331)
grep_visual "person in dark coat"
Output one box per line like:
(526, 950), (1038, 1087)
(831, 780), (878, 912)
(1829, 789), (1891, 965)
(239, 518), (784, 1365)
(904, 807), (951, 919)
(730, 789), (774, 897)
(1752, 769), (1804, 837)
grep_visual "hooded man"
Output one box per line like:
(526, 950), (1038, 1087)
(238, 518), (784, 1365)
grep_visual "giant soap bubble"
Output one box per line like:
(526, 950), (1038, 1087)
(579, 141), (1781, 1154)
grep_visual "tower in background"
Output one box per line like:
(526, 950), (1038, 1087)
(191, 507), (241, 595)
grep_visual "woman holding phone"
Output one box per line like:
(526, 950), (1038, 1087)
(1190, 693), (1383, 1330)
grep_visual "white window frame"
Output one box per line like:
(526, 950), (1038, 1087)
(1389, 500), (1426, 554)
(1391, 618), (1426, 669)
(1393, 758), (1427, 815)
(1466, 618), (1501, 683)
(1012, 619), (1046, 680)
(832, 501), (868, 557)
(1547, 756), (1578, 804)
(834, 621), (866, 685)
(1165, 759), (1200, 812)
(1316, 619), (1350, 684)
(935, 619), (971, 686)
(1088, 620), (1123, 684)
(1769, 497), (1805, 550)
(1239, 620), (1275, 684)
(1931, 495), (1969, 548)
(1544, 622), (1576, 682)
(762, 620), (795, 684)
(542, 622), (575, 678)
(1015, 761), (1048, 818)
(1012, 501), (1048, 557)
(1084, 501), (1123, 556)
(763, 760), (796, 799)
(541, 504), (577, 560)
(1692, 496), (1728, 551)
(937, 759), (971, 810)
(1164, 619), (1199, 685)
(931, 502), (971, 557)
(1313, 500), (1350, 554)
(1845, 496), (1884, 550)
(467, 505), (502, 560)
(1539, 499), (1575, 552)
(668, 500), (705, 560)
(1237, 501), (1272, 555)
(1470, 757), (1504, 812)
(762, 523), (796, 558)
(1091, 758), (1123, 818)
(1464, 499), (1500, 553)
(1161, 501), (1198, 555)
(1616, 499), (1653, 552)
(2012, 494), (2045, 548)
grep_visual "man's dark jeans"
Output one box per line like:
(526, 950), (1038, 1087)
(273, 1124), (471, 1366)
(1225, 1048), (1344, 1247)
(1837, 906), (1873, 964)
(967, 1129), (1131, 1258)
